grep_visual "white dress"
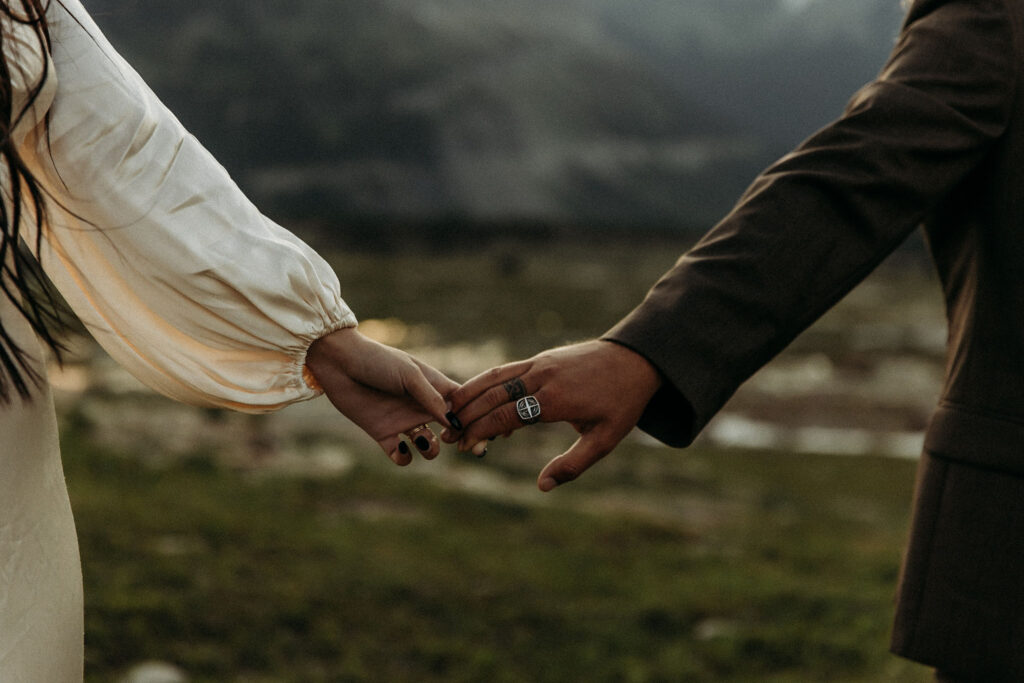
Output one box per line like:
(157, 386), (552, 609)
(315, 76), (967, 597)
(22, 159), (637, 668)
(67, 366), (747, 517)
(1, 1), (356, 680)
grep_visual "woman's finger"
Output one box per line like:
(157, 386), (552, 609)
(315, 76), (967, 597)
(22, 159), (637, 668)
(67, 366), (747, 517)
(400, 362), (455, 427)
(414, 358), (461, 396)
(405, 424), (440, 460)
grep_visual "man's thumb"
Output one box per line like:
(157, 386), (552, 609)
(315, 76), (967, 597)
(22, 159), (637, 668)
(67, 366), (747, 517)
(537, 430), (613, 492)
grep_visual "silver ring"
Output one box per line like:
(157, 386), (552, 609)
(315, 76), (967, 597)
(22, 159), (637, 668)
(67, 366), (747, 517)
(407, 424), (430, 436)
(515, 396), (541, 424)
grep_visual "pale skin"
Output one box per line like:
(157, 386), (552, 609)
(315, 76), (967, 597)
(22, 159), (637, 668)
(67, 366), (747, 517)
(443, 340), (663, 491)
(305, 326), (460, 465)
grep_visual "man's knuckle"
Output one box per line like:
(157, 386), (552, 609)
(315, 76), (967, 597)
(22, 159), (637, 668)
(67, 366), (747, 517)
(488, 387), (509, 410)
(541, 384), (562, 406)
(535, 363), (556, 383)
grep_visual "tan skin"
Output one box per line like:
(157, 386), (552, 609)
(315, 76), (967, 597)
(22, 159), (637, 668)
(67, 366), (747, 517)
(443, 340), (662, 491)
(305, 327), (459, 465)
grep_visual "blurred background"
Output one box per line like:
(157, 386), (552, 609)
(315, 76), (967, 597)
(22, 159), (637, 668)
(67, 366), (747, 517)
(63, 1), (940, 681)
(87, 0), (908, 235)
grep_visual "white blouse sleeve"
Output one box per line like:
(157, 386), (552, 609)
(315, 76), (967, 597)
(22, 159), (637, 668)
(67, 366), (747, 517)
(15, 0), (357, 411)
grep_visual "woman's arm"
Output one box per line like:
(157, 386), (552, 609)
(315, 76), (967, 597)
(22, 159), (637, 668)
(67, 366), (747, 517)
(10, 0), (454, 459)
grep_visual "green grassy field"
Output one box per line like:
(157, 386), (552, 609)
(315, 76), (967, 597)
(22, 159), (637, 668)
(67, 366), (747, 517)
(65, 428), (933, 682)
(60, 241), (941, 681)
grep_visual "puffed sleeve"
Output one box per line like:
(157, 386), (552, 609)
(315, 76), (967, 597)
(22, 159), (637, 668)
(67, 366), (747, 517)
(16, 0), (356, 411)
(605, 0), (1016, 445)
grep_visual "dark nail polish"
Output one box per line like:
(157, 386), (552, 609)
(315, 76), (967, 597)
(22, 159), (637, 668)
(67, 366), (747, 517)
(415, 436), (430, 451)
(488, 436), (496, 441)
(446, 411), (464, 431)
(398, 441), (410, 455)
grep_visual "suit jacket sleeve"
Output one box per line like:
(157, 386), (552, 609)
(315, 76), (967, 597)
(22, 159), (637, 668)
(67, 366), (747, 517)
(604, 0), (1016, 447)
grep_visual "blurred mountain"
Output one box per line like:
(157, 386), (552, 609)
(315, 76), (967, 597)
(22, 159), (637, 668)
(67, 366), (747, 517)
(85, 0), (904, 234)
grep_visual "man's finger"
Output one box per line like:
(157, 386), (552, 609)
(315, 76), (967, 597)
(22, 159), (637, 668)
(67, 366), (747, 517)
(448, 361), (533, 413)
(451, 373), (540, 440)
(536, 428), (617, 492)
(457, 401), (527, 450)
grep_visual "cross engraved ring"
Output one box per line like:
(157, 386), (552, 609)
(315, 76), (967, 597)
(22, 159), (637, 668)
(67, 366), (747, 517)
(515, 395), (542, 424)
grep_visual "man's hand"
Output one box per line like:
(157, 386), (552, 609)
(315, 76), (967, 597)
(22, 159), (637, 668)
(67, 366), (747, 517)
(444, 340), (662, 490)
(306, 327), (459, 465)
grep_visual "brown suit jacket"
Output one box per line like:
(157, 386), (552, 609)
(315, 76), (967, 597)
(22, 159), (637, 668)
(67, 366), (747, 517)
(605, 0), (1024, 676)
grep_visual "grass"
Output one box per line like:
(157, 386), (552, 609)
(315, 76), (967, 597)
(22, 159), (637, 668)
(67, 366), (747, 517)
(64, 424), (934, 682)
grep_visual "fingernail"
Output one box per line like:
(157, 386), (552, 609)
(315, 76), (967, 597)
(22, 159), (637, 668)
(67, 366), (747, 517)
(478, 448), (488, 458)
(539, 477), (557, 492)
(398, 441), (410, 455)
(415, 436), (430, 451)
(446, 412), (463, 431)
(472, 440), (487, 457)
(488, 436), (496, 442)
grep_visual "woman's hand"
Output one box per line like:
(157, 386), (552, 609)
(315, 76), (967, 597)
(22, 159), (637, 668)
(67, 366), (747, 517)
(305, 327), (459, 465)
